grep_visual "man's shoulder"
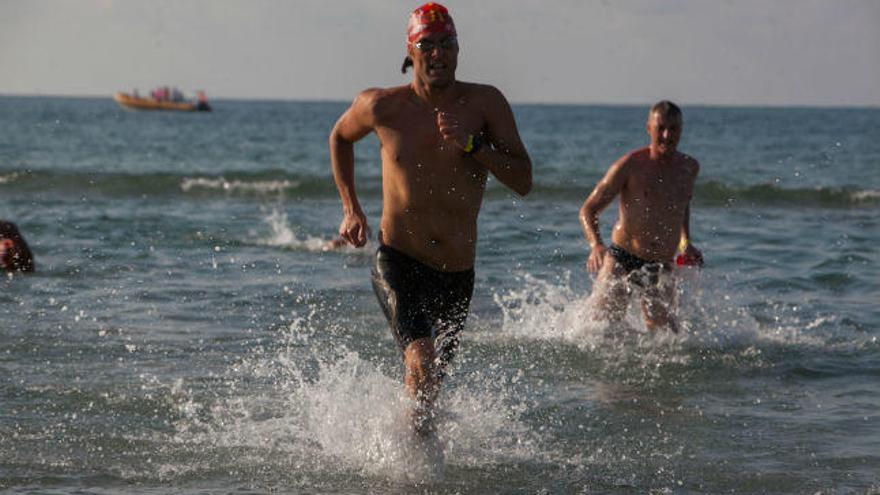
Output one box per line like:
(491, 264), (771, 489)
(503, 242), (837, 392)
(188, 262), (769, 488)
(448, 81), (505, 106)
(619, 147), (649, 166)
(677, 152), (700, 174)
(457, 81), (500, 93)
(629, 147), (651, 159)
(352, 85), (411, 120)
(355, 85), (409, 107)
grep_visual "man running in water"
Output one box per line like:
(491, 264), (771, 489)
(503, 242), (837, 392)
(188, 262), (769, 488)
(329, 3), (532, 435)
(580, 101), (703, 333)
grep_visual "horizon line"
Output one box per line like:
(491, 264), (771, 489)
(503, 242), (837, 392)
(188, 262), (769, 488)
(1, 92), (878, 111)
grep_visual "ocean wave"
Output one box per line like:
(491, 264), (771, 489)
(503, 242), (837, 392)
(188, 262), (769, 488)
(0, 172), (19, 184)
(850, 189), (880, 202)
(529, 181), (880, 208)
(180, 176), (301, 195)
(1, 169), (877, 207)
(0, 170), (342, 198)
(695, 181), (880, 207)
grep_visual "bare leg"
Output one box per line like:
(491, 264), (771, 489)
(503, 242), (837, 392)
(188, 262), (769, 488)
(641, 277), (678, 333)
(403, 337), (439, 436)
(591, 252), (629, 322)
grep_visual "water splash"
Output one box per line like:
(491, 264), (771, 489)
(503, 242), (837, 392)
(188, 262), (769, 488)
(492, 268), (876, 366)
(159, 308), (550, 486)
(249, 209), (335, 253)
(253, 208), (376, 255)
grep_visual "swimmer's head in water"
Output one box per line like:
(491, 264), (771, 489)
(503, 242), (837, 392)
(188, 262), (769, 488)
(0, 238), (21, 271)
(402, 3), (457, 74)
(0, 221), (35, 272)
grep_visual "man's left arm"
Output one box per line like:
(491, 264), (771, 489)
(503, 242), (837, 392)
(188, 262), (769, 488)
(437, 86), (532, 196)
(680, 203), (694, 245)
(679, 160), (704, 265)
(679, 204), (703, 265)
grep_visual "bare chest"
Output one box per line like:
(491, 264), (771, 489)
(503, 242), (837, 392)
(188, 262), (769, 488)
(624, 166), (694, 215)
(375, 106), (487, 189)
(378, 104), (483, 156)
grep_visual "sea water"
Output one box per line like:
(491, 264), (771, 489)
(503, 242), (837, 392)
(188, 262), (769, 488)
(1, 97), (878, 493)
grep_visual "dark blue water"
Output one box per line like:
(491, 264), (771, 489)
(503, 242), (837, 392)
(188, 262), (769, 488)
(1, 96), (878, 493)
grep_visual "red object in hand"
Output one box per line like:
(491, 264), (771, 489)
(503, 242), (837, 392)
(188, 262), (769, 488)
(676, 252), (699, 267)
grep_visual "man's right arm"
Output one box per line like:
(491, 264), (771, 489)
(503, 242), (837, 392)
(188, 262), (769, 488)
(329, 90), (378, 247)
(579, 156), (629, 272)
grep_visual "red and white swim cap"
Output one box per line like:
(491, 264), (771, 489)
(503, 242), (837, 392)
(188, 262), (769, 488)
(406, 3), (456, 44)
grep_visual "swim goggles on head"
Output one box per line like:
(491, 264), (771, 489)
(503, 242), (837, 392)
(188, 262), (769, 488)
(412, 36), (458, 53)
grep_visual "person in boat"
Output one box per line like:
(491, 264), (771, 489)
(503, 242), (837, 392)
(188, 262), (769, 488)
(579, 101), (703, 333)
(195, 91), (211, 111)
(328, 2), (532, 437)
(0, 220), (35, 273)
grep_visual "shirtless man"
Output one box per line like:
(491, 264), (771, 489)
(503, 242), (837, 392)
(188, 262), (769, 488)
(0, 220), (35, 273)
(580, 101), (703, 333)
(329, 3), (531, 435)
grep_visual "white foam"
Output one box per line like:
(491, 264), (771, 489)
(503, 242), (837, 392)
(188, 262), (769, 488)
(298, 351), (446, 482)
(0, 172), (19, 184)
(490, 268), (872, 360)
(180, 176), (300, 195)
(851, 189), (880, 202)
(492, 269), (876, 368)
(493, 272), (602, 348)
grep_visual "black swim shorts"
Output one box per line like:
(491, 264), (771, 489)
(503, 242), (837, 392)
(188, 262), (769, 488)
(371, 245), (474, 371)
(608, 243), (671, 288)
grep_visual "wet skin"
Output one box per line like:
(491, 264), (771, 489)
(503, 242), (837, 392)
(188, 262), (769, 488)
(580, 111), (702, 331)
(329, 30), (532, 432)
(331, 33), (531, 271)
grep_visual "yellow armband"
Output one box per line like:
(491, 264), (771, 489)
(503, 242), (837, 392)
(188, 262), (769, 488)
(463, 134), (481, 156)
(678, 237), (689, 253)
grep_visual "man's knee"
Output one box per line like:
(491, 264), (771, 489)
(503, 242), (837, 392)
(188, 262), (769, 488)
(404, 338), (440, 403)
(592, 273), (629, 321)
(404, 338), (436, 371)
(644, 316), (677, 333)
(642, 298), (677, 332)
(595, 300), (627, 321)
(434, 332), (459, 371)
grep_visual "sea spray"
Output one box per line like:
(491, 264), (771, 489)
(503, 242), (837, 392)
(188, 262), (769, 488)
(159, 307), (555, 485)
(253, 207), (375, 255)
(256, 208), (327, 252)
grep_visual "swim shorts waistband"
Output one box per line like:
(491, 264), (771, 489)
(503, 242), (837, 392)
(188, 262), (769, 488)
(608, 243), (670, 273)
(376, 244), (474, 276)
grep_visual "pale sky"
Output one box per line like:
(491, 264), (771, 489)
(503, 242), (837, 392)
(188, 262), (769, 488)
(2, 0), (878, 106)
